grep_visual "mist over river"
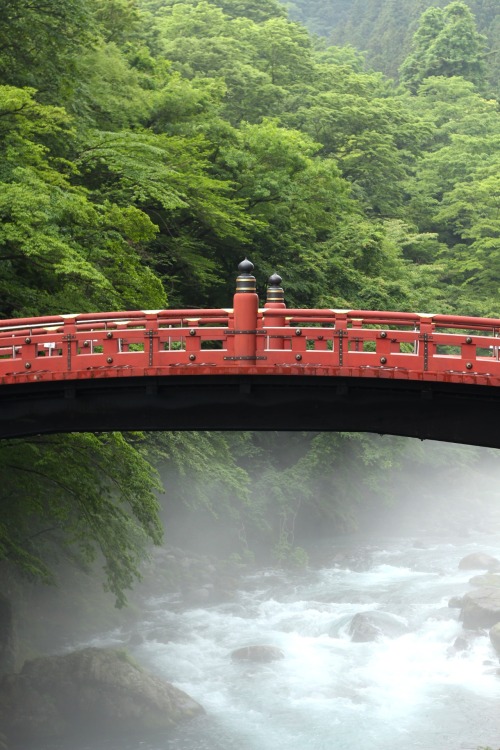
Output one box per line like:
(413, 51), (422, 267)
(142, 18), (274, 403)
(50, 533), (500, 750)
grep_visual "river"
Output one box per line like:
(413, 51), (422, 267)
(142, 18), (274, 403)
(56, 532), (500, 750)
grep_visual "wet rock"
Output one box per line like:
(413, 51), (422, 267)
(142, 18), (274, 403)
(330, 547), (374, 572)
(349, 613), (380, 642)
(448, 596), (464, 608)
(461, 587), (500, 629)
(446, 634), (471, 657)
(230, 645), (284, 663)
(128, 632), (145, 647)
(348, 611), (408, 642)
(458, 553), (500, 571)
(490, 622), (500, 655)
(0, 647), (204, 746)
(469, 573), (500, 588)
(452, 636), (470, 652)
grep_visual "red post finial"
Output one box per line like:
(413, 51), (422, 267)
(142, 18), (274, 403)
(233, 259), (259, 360)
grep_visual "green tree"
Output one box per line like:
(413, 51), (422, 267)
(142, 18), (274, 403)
(212, 0), (286, 22)
(210, 118), (358, 306)
(0, 433), (163, 607)
(151, 2), (314, 123)
(431, 167), (500, 313)
(282, 60), (429, 214)
(402, 76), (500, 315)
(400, 2), (487, 92)
(0, 0), (97, 100)
(291, 0), (500, 95)
(0, 86), (166, 318)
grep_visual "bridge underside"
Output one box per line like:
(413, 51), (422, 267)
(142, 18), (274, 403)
(1, 374), (499, 448)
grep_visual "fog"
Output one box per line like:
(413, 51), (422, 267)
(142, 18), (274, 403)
(156, 433), (500, 560)
(4, 433), (500, 750)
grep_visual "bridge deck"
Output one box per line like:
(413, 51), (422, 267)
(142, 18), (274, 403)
(1, 306), (500, 445)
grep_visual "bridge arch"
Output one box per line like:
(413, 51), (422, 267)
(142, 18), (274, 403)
(1, 261), (500, 446)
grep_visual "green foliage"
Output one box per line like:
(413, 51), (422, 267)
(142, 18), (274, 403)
(216, 0), (287, 21)
(210, 118), (357, 305)
(403, 75), (500, 315)
(0, 0), (96, 99)
(0, 85), (166, 317)
(0, 433), (163, 607)
(73, 42), (156, 129)
(148, 431), (251, 517)
(291, 0), (500, 95)
(400, 2), (487, 92)
(273, 536), (309, 568)
(282, 63), (429, 214)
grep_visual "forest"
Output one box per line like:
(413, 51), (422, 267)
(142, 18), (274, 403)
(289, 0), (500, 93)
(2, 0), (500, 627)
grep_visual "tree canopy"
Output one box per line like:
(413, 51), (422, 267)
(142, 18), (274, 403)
(2, 0), (500, 592)
(400, 2), (487, 92)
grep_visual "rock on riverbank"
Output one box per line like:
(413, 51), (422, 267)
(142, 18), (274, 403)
(0, 647), (204, 746)
(461, 587), (500, 628)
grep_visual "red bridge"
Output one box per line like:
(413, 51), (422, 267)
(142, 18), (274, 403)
(2, 260), (500, 446)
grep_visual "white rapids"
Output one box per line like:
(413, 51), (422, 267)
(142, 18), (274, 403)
(63, 535), (500, 750)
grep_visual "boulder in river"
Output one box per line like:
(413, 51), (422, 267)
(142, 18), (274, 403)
(0, 647), (204, 746)
(458, 553), (500, 571)
(348, 611), (408, 642)
(490, 622), (500, 655)
(469, 573), (500, 588)
(330, 547), (374, 572)
(460, 587), (500, 629)
(230, 645), (284, 663)
(448, 596), (464, 608)
(452, 636), (470, 652)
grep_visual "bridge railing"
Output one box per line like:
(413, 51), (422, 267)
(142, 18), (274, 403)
(0, 309), (235, 377)
(260, 308), (500, 376)
(0, 261), (500, 383)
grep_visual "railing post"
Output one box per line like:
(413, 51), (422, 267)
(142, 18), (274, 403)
(263, 273), (286, 350)
(232, 258), (259, 361)
(63, 317), (77, 372)
(418, 315), (434, 373)
(144, 313), (159, 368)
(335, 313), (348, 368)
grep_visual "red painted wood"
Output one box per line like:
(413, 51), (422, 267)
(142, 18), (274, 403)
(0, 308), (500, 386)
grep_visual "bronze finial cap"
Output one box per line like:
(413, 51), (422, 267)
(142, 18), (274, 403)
(238, 258), (254, 275)
(236, 258), (256, 294)
(266, 272), (284, 303)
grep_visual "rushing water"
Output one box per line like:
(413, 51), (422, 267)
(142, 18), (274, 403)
(66, 535), (500, 750)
